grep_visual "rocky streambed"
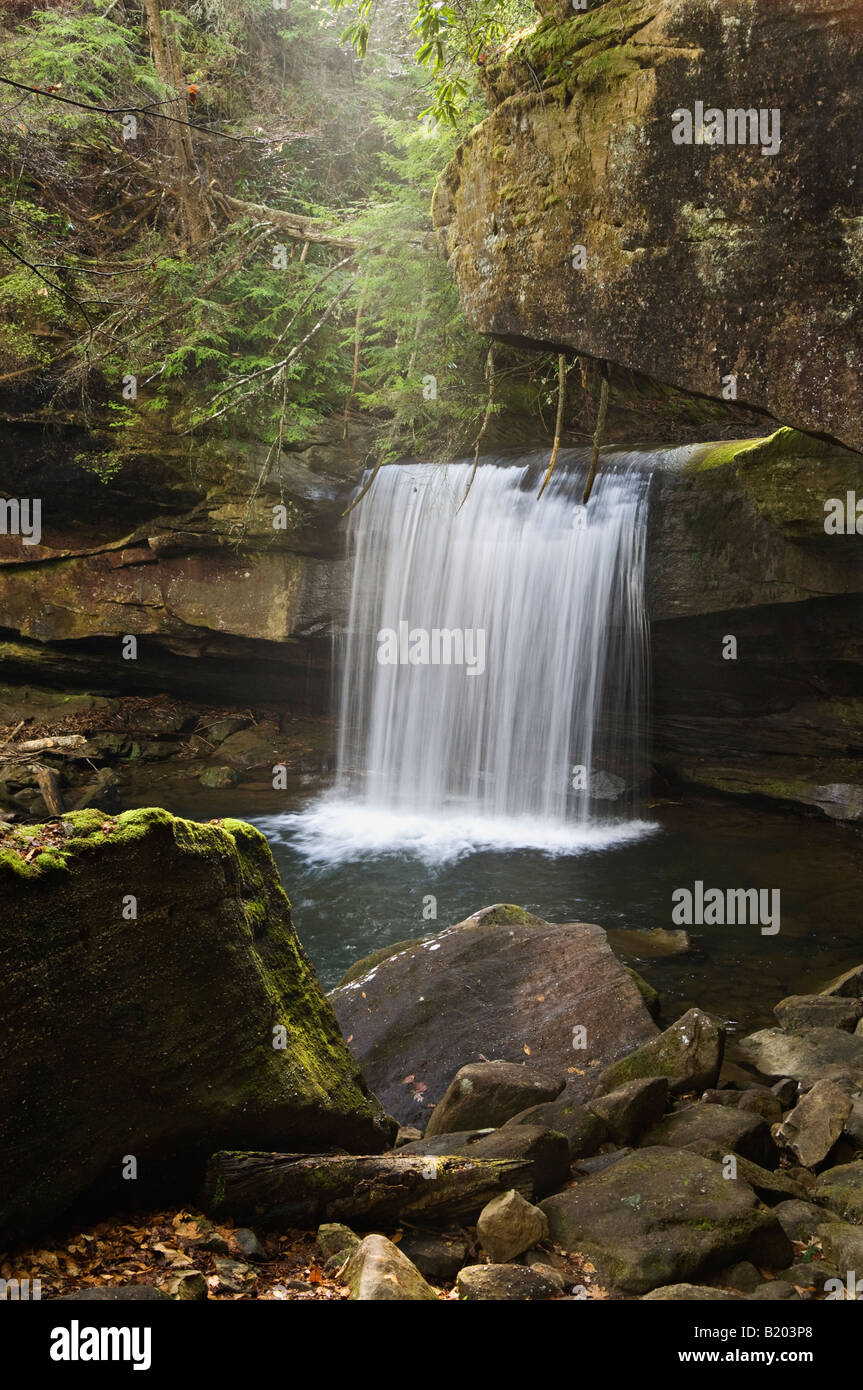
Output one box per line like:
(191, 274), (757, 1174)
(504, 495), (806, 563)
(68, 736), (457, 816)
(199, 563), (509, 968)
(2, 811), (863, 1301)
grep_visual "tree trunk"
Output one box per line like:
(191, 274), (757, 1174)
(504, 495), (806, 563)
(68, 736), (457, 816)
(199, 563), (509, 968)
(141, 0), (209, 245)
(204, 1151), (533, 1229)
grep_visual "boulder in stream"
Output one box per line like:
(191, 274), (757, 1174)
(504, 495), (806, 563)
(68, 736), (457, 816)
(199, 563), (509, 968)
(329, 905), (658, 1124)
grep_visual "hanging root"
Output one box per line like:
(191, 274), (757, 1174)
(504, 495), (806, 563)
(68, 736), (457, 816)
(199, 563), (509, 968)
(457, 346), (496, 513)
(582, 360), (610, 506)
(537, 353), (567, 501)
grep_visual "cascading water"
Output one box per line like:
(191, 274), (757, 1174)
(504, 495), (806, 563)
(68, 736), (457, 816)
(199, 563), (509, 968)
(287, 449), (659, 862)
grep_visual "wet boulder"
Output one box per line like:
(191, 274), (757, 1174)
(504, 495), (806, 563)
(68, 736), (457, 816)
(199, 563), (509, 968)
(329, 905), (658, 1124)
(0, 808), (391, 1241)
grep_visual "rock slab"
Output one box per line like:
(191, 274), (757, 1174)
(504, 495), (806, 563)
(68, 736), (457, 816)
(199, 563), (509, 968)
(329, 906), (657, 1124)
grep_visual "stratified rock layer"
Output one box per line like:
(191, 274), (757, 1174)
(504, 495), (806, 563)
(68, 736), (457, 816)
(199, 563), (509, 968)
(434, 0), (863, 452)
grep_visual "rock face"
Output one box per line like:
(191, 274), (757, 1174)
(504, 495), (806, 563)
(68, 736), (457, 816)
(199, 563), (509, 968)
(0, 808), (390, 1241)
(432, 0), (863, 823)
(0, 418), (361, 709)
(433, 0), (863, 452)
(328, 905), (658, 1124)
(647, 434), (863, 820)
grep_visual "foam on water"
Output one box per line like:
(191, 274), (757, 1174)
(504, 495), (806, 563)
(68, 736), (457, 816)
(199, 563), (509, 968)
(259, 797), (658, 867)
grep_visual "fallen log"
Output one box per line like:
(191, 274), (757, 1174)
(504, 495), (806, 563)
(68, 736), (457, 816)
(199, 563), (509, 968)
(6, 735), (86, 754)
(203, 1151), (533, 1230)
(214, 193), (356, 250)
(0, 735), (87, 768)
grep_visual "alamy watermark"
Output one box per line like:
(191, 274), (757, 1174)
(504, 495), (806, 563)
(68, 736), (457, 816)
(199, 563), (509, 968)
(0, 497), (41, 546)
(672, 880), (780, 935)
(376, 621), (486, 676)
(0, 1276), (41, 1300)
(672, 102), (781, 157)
(824, 492), (863, 534)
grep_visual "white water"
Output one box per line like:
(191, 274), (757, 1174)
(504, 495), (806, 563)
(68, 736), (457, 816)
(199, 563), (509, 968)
(279, 450), (659, 864)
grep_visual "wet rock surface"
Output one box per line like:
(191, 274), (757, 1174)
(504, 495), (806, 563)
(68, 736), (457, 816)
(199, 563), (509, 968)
(329, 906), (658, 1124)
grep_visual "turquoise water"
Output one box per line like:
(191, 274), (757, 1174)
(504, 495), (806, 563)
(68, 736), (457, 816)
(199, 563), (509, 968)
(237, 788), (863, 1033)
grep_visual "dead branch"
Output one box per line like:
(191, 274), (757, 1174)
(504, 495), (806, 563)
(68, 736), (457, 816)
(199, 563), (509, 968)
(458, 345), (496, 513)
(582, 360), (610, 505)
(214, 192), (356, 250)
(537, 352), (567, 500)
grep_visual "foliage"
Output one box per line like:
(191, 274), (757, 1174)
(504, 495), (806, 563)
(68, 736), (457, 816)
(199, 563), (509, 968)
(0, 0), (545, 469)
(330, 0), (537, 124)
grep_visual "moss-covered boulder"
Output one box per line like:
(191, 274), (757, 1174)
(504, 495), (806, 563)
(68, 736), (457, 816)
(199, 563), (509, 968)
(0, 807), (391, 1241)
(815, 1162), (863, 1225)
(597, 1007), (724, 1097)
(540, 1147), (790, 1295)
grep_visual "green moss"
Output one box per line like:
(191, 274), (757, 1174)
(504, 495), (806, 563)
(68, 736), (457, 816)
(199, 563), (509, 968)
(626, 967), (660, 1019)
(468, 903), (546, 926)
(501, 0), (655, 91)
(691, 426), (835, 474)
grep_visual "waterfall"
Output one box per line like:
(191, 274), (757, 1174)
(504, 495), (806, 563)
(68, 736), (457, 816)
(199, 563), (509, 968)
(286, 450), (657, 862)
